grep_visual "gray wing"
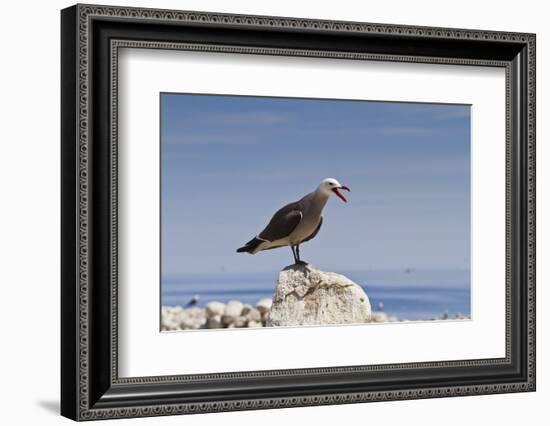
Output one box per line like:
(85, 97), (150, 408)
(302, 216), (323, 243)
(258, 201), (303, 242)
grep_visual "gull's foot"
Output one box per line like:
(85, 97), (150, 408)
(295, 260), (308, 266)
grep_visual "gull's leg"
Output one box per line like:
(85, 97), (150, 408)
(290, 245), (298, 263)
(296, 245), (307, 265)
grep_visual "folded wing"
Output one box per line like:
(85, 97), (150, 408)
(236, 202), (303, 253)
(258, 202), (303, 242)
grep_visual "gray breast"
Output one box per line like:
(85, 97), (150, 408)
(288, 215), (319, 244)
(288, 193), (327, 244)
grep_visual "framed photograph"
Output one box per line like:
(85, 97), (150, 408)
(61, 4), (536, 421)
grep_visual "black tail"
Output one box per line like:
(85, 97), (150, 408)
(236, 237), (263, 253)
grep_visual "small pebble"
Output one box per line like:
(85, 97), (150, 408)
(256, 298), (272, 314)
(246, 308), (262, 323)
(205, 301), (225, 317)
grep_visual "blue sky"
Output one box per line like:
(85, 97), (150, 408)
(161, 93), (470, 276)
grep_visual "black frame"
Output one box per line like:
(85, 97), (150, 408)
(61, 4), (536, 421)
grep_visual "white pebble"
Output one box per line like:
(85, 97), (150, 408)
(224, 300), (244, 318)
(255, 298), (273, 314)
(205, 301), (225, 317)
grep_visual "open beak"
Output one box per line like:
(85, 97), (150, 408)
(332, 185), (350, 203)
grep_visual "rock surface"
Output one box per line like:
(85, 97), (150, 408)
(162, 298), (272, 330)
(256, 298), (273, 314)
(161, 306), (207, 330)
(222, 300), (244, 325)
(246, 308), (262, 323)
(224, 300), (244, 317)
(267, 264), (371, 327)
(206, 314), (223, 329)
(205, 301), (225, 317)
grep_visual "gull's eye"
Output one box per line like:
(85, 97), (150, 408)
(329, 182), (334, 186)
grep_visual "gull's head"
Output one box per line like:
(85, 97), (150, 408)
(318, 178), (350, 202)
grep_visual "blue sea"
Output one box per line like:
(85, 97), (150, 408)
(162, 269), (470, 321)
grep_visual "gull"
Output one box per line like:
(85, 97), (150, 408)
(237, 178), (350, 264)
(185, 295), (200, 308)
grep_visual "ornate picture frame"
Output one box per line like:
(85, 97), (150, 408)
(61, 4), (535, 420)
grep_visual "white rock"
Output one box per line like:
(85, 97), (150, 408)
(224, 300), (244, 318)
(207, 314), (223, 329)
(180, 307), (206, 329)
(256, 298), (273, 314)
(233, 316), (248, 328)
(161, 306), (184, 330)
(205, 301), (225, 317)
(161, 314), (180, 331)
(246, 308), (262, 323)
(241, 304), (253, 316)
(371, 311), (388, 323)
(268, 264), (371, 327)
(247, 320), (263, 328)
(221, 315), (234, 326)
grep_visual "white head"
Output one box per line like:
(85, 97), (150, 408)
(317, 178), (351, 202)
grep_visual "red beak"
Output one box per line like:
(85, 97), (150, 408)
(332, 185), (350, 203)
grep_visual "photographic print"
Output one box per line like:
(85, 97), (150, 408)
(61, 7), (536, 417)
(160, 93), (471, 331)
